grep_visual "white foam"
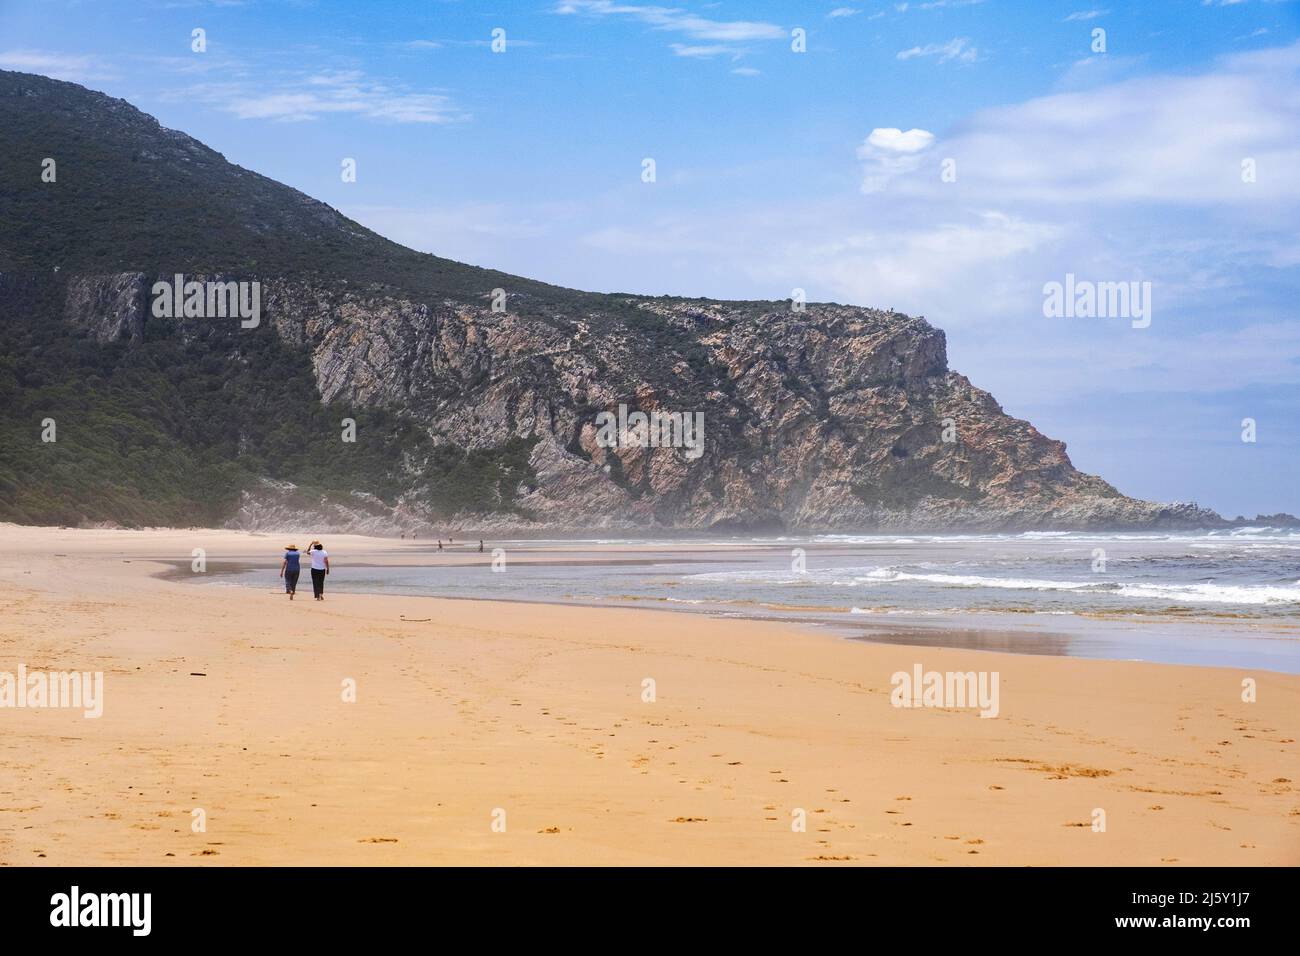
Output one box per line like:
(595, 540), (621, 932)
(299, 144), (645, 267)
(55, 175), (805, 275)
(853, 569), (1300, 605)
(856, 569), (1098, 591)
(1111, 582), (1300, 605)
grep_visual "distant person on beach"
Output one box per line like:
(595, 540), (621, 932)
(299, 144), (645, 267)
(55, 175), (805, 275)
(307, 541), (330, 601)
(437, 539), (443, 551)
(478, 540), (484, 553)
(279, 545), (301, 600)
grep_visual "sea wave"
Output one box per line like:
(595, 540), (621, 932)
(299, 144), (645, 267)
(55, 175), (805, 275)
(852, 569), (1300, 605)
(854, 569), (1100, 591)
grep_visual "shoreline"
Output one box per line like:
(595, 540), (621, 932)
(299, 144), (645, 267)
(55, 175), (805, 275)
(161, 551), (1300, 675)
(1, 526), (1297, 865)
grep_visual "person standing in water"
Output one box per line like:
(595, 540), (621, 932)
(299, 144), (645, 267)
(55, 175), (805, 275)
(307, 540), (330, 601)
(279, 545), (301, 600)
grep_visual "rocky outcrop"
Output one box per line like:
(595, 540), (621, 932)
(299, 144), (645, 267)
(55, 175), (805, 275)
(64, 273), (148, 344)
(218, 278), (1231, 533)
(50, 268), (1233, 533)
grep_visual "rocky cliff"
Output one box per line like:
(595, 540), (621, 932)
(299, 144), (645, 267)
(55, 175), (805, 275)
(53, 269), (1224, 533)
(0, 69), (1227, 533)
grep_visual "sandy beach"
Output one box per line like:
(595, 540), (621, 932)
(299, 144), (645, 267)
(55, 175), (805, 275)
(0, 525), (1296, 866)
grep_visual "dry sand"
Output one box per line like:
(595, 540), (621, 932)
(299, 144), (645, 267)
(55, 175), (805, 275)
(0, 525), (1296, 865)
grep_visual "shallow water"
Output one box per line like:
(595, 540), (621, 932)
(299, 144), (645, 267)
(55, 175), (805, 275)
(200, 528), (1300, 672)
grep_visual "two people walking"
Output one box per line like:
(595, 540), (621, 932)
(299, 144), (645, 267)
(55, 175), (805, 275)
(279, 540), (330, 601)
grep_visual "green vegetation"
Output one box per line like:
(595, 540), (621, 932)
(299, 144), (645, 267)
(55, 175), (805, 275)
(0, 274), (537, 526)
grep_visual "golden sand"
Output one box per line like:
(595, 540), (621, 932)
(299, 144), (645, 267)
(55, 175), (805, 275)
(0, 525), (1296, 865)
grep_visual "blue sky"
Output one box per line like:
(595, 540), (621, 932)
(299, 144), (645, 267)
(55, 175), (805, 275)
(3, 0), (1299, 517)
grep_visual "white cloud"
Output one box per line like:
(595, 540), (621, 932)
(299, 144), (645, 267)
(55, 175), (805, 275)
(1054, 53), (1145, 90)
(1063, 9), (1108, 21)
(865, 127), (936, 153)
(896, 37), (978, 63)
(795, 210), (1063, 311)
(553, 1), (785, 51)
(731, 66), (761, 76)
(0, 49), (118, 83)
(181, 70), (465, 123)
(857, 128), (936, 193)
(670, 43), (735, 58)
(898, 0), (986, 10)
(909, 42), (1300, 203)
(828, 7), (861, 17)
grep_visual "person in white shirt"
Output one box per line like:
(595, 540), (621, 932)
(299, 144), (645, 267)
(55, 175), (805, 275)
(306, 541), (330, 601)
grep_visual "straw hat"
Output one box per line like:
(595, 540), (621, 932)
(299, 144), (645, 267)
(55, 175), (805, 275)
(286, 544), (298, 550)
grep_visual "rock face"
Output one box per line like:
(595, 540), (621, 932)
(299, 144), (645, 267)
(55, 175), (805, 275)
(72, 271), (1219, 533)
(64, 273), (148, 344)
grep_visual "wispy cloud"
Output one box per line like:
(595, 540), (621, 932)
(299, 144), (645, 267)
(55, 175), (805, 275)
(1063, 9), (1108, 21)
(670, 43), (737, 58)
(181, 69), (465, 123)
(553, 1), (785, 55)
(828, 6), (861, 17)
(896, 37), (978, 63)
(896, 0), (986, 10)
(0, 49), (118, 83)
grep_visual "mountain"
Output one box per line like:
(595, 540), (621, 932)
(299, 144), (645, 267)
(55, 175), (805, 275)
(0, 70), (1229, 533)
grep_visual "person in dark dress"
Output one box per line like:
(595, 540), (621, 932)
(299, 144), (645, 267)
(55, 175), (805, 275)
(279, 545), (301, 600)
